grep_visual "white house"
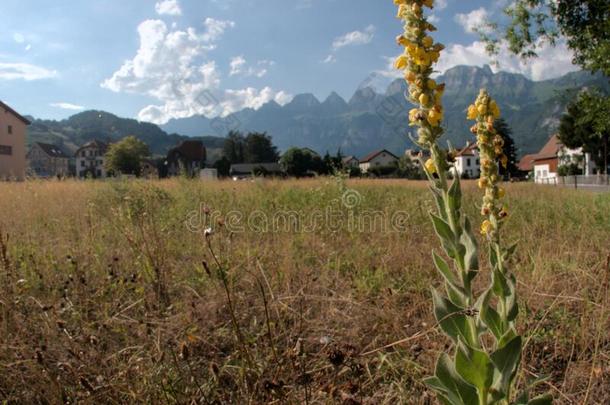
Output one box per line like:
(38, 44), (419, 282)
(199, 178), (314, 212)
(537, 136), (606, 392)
(75, 140), (108, 179)
(359, 149), (399, 173)
(454, 142), (480, 178)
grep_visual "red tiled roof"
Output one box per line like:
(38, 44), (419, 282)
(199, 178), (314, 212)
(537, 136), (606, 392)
(456, 142), (478, 157)
(360, 149), (398, 163)
(533, 135), (561, 161)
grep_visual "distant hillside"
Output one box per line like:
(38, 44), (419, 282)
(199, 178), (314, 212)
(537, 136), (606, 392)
(162, 66), (609, 157)
(27, 111), (225, 156)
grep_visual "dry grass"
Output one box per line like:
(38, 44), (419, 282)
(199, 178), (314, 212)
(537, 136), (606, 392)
(0, 178), (608, 404)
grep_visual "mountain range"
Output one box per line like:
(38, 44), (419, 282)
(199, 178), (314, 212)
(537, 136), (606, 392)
(26, 65), (609, 159)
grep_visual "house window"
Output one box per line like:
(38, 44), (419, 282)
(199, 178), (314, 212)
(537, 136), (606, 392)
(81, 161), (85, 167)
(476, 159), (480, 165)
(466, 158), (471, 166)
(96, 169), (102, 177)
(7, 125), (12, 134)
(0, 145), (12, 155)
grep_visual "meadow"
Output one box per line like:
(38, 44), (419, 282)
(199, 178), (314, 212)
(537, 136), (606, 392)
(0, 178), (608, 404)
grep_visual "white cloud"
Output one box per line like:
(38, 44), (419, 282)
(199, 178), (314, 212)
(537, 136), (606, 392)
(332, 25), (375, 50)
(13, 33), (25, 44)
(436, 39), (579, 81)
(428, 14), (440, 24)
(102, 18), (289, 124)
(155, 0), (182, 16)
(436, 0), (448, 10)
(50, 102), (85, 111)
(229, 56), (273, 77)
(0, 62), (57, 80)
(455, 7), (490, 34)
(202, 18), (235, 43)
(322, 54), (336, 64)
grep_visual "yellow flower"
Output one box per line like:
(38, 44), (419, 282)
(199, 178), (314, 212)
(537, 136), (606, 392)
(497, 187), (505, 199)
(478, 178), (488, 189)
(480, 220), (493, 236)
(477, 104), (487, 115)
(427, 79), (437, 90)
(500, 154), (508, 168)
(419, 93), (430, 106)
(467, 105), (477, 120)
(422, 36), (434, 48)
(394, 55), (408, 70)
(425, 158), (436, 174)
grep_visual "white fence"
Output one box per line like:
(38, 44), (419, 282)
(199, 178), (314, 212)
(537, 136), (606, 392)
(541, 175), (610, 190)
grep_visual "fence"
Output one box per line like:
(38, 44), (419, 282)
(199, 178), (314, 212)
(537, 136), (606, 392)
(558, 174), (610, 190)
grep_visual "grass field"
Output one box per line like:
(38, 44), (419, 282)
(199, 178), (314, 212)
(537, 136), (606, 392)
(0, 178), (608, 404)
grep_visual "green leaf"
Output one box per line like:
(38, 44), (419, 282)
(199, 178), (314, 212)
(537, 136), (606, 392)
(492, 267), (510, 297)
(461, 217), (479, 273)
(528, 394), (553, 405)
(455, 339), (494, 395)
(432, 289), (476, 345)
(503, 242), (518, 261)
(491, 335), (522, 396)
(498, 328), (518, 349)
(433, 251), (459, 287)
(430, 186), (448, 222)
(506, 273), (519, 322)
(448, 175), (462, 212)
(430, 213), (456, 257)
(477, 288), (505, 340)
(422, 377), (454, 405)
(427, 353), (478, 405)
(514, 390), (529, 404)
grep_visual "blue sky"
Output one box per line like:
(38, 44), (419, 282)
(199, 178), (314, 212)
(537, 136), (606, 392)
(0, 0), (578, 124)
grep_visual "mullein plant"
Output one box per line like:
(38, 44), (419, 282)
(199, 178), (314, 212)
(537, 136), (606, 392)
(392, 1), (551, 404)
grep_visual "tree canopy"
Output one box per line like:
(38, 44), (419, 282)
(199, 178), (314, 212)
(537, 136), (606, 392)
(481, 0), (610, 76)
(494, 119), (519, 178)
(222, 131), (279, 164)
(104, 136), (150, 176)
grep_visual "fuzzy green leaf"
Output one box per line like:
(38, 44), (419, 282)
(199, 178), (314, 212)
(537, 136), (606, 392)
(455, 339), (494, 395)
(491, 335), (522, 396)
(430, 213), (457, 258)
(433, 251), (459, 287)
(461, 217), (479, 273)
(477, 288), (505, 340)
(432, 289), (475, 345)
(448, 175), (462, 212)
(426, 353), (478, 405)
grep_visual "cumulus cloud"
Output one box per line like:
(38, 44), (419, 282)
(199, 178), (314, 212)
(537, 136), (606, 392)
(332, 25), (375, 50)
(229, 56), (273, 77)
(436, 39), (579, 81)
(155, 0), (182, 16)
(0, 62), (57, 80)
(322, 54), (336, 64)
(102, 18), (289, 124)
(455, 7), (490, 34)
(50, 102), (85, 111)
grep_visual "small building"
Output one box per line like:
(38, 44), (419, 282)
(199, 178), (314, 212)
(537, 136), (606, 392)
(359, 149), (399, 173)
(166, 140), (206, 177)
(230, 163), (283, 179)
(75, 140), (108, 179)
(200, 168), (218, 180)
(454, 142), (480, 178)
(517, 154), (537, 177)
(522, 135), (595, 184)
(27, 142), (70, 178)
(0, 101), (30, 180)
(342, 155), (359, 168)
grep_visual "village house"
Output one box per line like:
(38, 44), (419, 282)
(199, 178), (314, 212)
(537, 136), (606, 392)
(519, 135), (595, 184)
(342, 155), (359, 168)
(359, 149), (399, 173)
(454, 142), (480, 178)
(230, 163), (283, 179)
(166, 140), (206, 177)
(75, 140), (108, 178)
(27, 142), (70, 178)
(0, 101), (30, 180)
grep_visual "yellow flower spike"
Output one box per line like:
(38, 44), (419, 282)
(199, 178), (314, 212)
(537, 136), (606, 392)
(477, 103), (487, 115)
(425, 158), (436, 174)
(480, 220), (493, 236)
(394, 55), (408, 70)
(467, 105), (477, 120)
(419, 93), (430, 106)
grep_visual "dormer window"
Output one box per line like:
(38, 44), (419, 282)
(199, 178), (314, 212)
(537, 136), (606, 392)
(7, 125), (12, 134)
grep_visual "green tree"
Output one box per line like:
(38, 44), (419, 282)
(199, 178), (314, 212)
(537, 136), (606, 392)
(213, 156), (231, 177)
(280, 147), (322, 177)
(244, 132), (279, 163)
(481, 0), (610, 76)
(559, 91), (610, 173)
(223, 131), (245, 164)
(104, 136), (150, 176)
(397, 155), (424, 179)
(494, 119), (519, 178)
